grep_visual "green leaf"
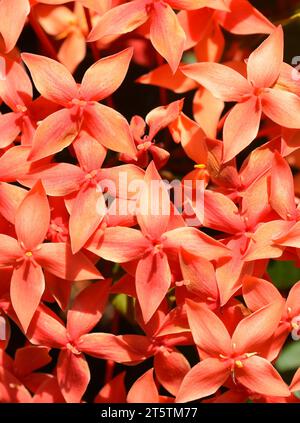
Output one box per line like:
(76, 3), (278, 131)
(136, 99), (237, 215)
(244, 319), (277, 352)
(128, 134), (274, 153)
(112, 293), (129, 317)
(276, 341), (300, 372)
(268, 261), (300, 289)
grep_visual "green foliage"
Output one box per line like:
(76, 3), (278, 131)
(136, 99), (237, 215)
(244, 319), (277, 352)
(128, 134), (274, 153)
(268, 261), (300, 289)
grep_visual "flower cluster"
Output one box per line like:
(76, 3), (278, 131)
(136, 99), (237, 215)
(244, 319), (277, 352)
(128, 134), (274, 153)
(1, 0), (300, 404)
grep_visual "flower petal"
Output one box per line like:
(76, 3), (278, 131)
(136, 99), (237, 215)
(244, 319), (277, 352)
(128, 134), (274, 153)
(67, 280), (111, 341)
(127, 369), (159, 403)
(261, 88), (300, 128)
(247, 26), (283, 88)
(69, 186), (106, 253)
(80, 48), (133, 101)
(35, 243), (102, 281)
(57, 349), (90, 403)
(10, 262), (45, 332)
(86, 227), (150, 263)
(29, 108), (79, 162)
(136, 251), (171, 323)
(21, 53), (78, 106)
(84, 103), (137, 158)
(150, 2), (186, 73)
(181, 62), (251, 101)
(236, 356), (290, 397)
(87, 0), (148, 41)
(15, 181), (50, 251)
(0, 234), (22, 265)
(232, 301), (284, 354)
(185, 300), (231, 357)
(223, 97), (262, 163)
(154, 350), (191, 396)
(176, 358), (230, 403)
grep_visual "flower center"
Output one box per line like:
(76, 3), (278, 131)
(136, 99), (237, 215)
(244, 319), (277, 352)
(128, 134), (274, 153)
(16, 104), (27, 113)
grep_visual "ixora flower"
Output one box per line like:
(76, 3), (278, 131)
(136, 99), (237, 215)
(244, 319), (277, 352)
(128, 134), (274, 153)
(0, 181), (101, 332)
(87, 0), (230, 73)
(25, 281), (144, 403)
(176, 300), (290, 402)
(21, 48), (137, 160)
(87, 161), (230, 322)
(181, 26), (300, 162)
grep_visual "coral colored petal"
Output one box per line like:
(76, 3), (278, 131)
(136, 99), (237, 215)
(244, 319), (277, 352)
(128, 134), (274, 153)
(290, 368), (300, 392)
(247, 26), (283, 88)
(0, 0), (30, 53)
(10, 262), (45, 332)
(35, 243), (102, 281)
(181, 62), (251, 101)
(14, 346), (51, 376)
(150, 2), (186, 73)
(136, 251), (171, 323)
(171, 112), (208, 164)
(203, 190), (244, 234)
(127, 369), (159, 403)
(19, 163), (84, 196)
(84, 103), (137, 158)
(0, 368), (32, 403)
(0, 183), (27, 225)
(242, 276), (282, 312)
(179, 249), (219, 301)
(270, 152), (296, 220)
(137, 161), (170, 240)
(286, 281), (300, 316)
(15, 181), (50, 251)
(185, 300), (231, 357)
(0, 55), (32, 109)
(29, 108), (79, 162)
(176, 358), (230, 403)
(21, 53), (78, 106)
(236, 356), (290, 397)
(58, 31), (86, 74)
(169, 0), (230, 11)
(0, 234), (22, 265)
(86, 227), (150, 263)
(57, 349), (90, 403)
(219, 0), (274, 35)
(232, 301), (284, 355)
(273, 221), (300, 248)
(87, 0), (148, 42)
(0, 146), (37, 183)
(193, 87), (224, 138)
(223, 96), (262, 163)
(243, 220), (293, 261)
(223, 97), (262, 163)
(146, 99), (184, 140)
(67, 280), (111, 341)
(163, 227), (230, 261)
(154, 350), (191, 396)
(27, 304), (68, 348)
(33, 376), (65, 403)
(261, 88), (300, 128)
(73, 134), (106, 172)
(94, 372), (127, 403)
(77, 333), (144, 362)
(69, 186), (106, 253)
(80, 48), (133, 101)
(0, 113), (21, 148)
(137, 64), (197, 94)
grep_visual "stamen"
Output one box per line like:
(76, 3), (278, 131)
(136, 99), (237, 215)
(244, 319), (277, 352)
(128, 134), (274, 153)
(194, 164), (206, 169)
(235, 360), (244, 368)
